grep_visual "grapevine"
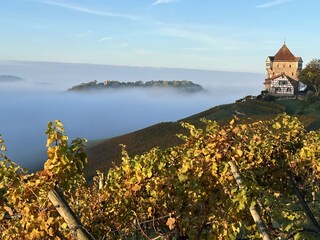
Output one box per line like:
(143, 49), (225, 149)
(0, 115), (319, 239)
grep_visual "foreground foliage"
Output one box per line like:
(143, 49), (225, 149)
(0, 115), (319, 239)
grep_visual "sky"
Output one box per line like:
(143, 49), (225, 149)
(1, 0), (320, 73)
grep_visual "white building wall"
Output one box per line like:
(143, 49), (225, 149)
(270, 76), (294, 95)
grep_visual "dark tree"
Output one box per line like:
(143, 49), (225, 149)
(299, 59), (320, 96)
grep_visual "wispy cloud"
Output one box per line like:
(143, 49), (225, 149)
(256, 0), (293, 8)
(119, 43), (129, 48)
(157, 27), (242, 51)
(184, 47), (218, 52)
(159, 28), (210, 42)
(35, 0), (138, 20)
(97, 37), (114, 42)
(74, 30), (92, 38)
(152, 0), (178, 6)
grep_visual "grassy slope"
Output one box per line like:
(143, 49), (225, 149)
(85, 122), (186, 178)
(84, 99), (320, 179)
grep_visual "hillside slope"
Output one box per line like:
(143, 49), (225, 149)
(84, 98), (320, 178)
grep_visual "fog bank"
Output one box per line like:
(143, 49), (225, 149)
(0, 61), (264, 169)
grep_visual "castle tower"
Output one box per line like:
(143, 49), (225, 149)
(265, 43), (303, 80)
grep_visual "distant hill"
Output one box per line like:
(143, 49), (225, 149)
(68, 80), (205, 93)
(84, 98), (320, 179)
(0, 60), (264, 94)
(0, 75), (24, 82)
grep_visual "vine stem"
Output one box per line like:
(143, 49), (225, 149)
(287, 170), (320, 233)
(228, 161), (272, 240)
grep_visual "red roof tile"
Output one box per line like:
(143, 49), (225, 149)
(273, 44), (297, 61)
(267, 73), (298, 85)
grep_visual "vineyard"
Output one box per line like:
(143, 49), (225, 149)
(0, 114), (320, 239)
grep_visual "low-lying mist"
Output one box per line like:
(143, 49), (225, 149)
(0, 60), (264, 170)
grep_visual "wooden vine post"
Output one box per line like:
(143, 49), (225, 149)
(48, 187), (95, 240)
(228, 161), (272, 240)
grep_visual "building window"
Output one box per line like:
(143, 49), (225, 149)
(289, 65), (291, 68)
(279, 80), (287, 85)
(287, 88), (292, 92)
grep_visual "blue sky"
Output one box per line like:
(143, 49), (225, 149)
(1, 0), (319, 73)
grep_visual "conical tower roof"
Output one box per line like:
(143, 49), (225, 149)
(273, 43), (296, 61)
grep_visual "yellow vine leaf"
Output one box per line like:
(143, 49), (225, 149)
(61, 222), (68, 229)
(236, 149), (243, 157)
(4, 206), (14, 216)
(272, 122), (281, 130)
(166, 217), (176, 230)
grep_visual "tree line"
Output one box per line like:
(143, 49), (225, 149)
(299, 59), (320, 97)
(68, 80), (204, 93)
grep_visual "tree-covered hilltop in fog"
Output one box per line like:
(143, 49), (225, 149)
(68, 80), (205, 93)
(0, 75), (24, 82)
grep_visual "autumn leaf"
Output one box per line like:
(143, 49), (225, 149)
(166, 217), (176, 230)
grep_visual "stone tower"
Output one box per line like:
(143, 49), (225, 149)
(265, 43), (303, 80)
